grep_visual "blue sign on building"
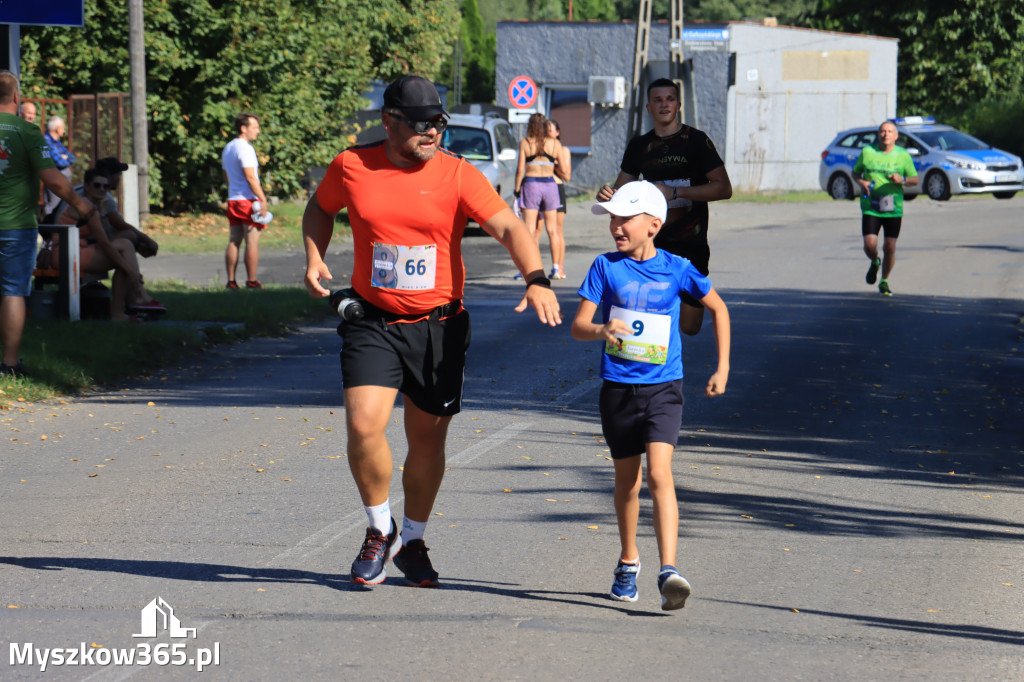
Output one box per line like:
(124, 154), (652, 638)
(0, 1), (85, 28)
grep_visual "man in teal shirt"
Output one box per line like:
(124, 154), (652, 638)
(0, 70), (102, 377)
(852, 120), (919, 296)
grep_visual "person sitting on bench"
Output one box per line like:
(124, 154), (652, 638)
(94, 157), (160, 259)
(41, 168), (165, 321)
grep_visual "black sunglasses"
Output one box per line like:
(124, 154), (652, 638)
(389, 112), (447, 135)
(90, 182), (110, 189)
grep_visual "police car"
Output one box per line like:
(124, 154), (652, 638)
(819, 117), (1024, 201)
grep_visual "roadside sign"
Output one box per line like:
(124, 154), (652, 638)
(508, 76), (538, 109)
(0, 0), (85, 27)
(507, 109), (537, 124)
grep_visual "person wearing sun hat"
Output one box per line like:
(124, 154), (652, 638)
(572, 179), (732, 610)
(302, 74), (561, 589)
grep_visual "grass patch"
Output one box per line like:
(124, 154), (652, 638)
(1, 282), (328, 406)
(729, 190), (831, 203)
(144, 200), (349, 254)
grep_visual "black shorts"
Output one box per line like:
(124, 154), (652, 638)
(862, 214), (902, 239)
(556, 183), (566, 214)
(339, 306), (470, 417)
(659, 238), (709, 308)
(599, 379), (684, 459)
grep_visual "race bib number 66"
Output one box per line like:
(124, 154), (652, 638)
(371, 243), (437, 290)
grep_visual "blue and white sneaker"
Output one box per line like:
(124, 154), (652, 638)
(350, 517), (400, 585)
(610, 559), (640, 602)
(657, 567), (692, 611)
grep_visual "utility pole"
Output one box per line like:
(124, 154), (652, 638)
(128, 0), (150, 218)
(626, 0), (651, 141)
(670, 0), (697, 127)
(627, 1), (693, 141)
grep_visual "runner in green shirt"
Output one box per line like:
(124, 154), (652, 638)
(852, 120), (919, 296)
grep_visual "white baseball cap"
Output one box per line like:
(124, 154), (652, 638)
(591, 180), (667, 222)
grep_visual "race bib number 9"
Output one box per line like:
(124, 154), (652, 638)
(371, 243), (437, 290)
(605, 305), (670, 365)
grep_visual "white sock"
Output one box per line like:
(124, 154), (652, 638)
(364, 500), (392, 535)
(401, 517), (427, 544)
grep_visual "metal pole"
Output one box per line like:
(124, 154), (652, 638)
(627, 0), (652, 140)
(128, 0), (150, 218)
(2, 24), (19, 78)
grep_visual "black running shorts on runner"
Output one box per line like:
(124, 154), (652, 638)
(662, 240), (709, 308)
(556, 183), (567, 214)
(862, 214), (902, 239)
(339, 309), (471, 417)
(599, 379), (684, 459)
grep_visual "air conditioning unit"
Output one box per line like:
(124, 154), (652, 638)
(588, 76), (627, 107)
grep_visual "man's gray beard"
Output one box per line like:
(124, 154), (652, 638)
(410, 145), (438, 163)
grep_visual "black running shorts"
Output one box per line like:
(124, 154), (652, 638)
(862, 214), (902, 239)
(599, 379), (684, 459)
(662, 240), (709, 308)
(339, 308), (471, 417)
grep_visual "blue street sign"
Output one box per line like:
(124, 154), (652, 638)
(0, 1), (85, 28)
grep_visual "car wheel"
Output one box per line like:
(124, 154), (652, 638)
(925, 171), (951, 201)
(993, 191), (1017, 199)
(827, 173), (855, 200)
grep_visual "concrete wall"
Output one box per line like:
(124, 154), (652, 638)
(496, 21), (898, 192)
(496, 22), (635, 192)
(726, 24), (898, 191)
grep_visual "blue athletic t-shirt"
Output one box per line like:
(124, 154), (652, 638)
(578, 249), (711, 383)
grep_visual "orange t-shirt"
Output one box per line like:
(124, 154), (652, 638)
(316, 142), (508, 315)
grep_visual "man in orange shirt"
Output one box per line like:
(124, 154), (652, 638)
(303, 75), (560, 588)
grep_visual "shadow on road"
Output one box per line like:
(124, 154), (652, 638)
(705, 599), (1024, 646)
(0, 556), (665, 617)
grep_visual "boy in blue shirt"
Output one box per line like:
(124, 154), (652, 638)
(571, 180), (731, 610)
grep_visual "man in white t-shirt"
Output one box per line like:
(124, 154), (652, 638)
(221, 112), (269, 289)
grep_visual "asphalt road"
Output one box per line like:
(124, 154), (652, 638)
(2, 197), (1022, 680)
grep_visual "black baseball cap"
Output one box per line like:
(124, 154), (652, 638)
(383, 75), (448, 120)
(97, 156), (129, 174)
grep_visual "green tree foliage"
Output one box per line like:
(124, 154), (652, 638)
(809, 0), (1024, 122)
(600, 0), (814, 23)
(460, 0), (498, 102)
(20, 0), (459, 210)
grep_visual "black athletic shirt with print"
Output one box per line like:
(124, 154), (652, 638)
(619, 125), (724, 273)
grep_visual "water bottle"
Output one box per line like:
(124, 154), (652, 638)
(330, 289), (365, 322)
(250, 201), (273, 225)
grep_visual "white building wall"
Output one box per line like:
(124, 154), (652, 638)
(725, 24), (898, 191)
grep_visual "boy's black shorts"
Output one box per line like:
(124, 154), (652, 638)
(599, 379), (684, 459)
(339, 304), (470, 417)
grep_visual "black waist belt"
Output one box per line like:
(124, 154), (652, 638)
(366, 299), (462, 324)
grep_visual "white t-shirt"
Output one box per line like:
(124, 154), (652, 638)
(222, 137), (259, 200)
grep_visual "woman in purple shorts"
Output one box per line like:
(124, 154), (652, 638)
(514, 113), (565, 277)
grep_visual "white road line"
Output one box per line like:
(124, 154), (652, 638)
(266, 379), (598, 565)
(446, 421), (534, 465)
